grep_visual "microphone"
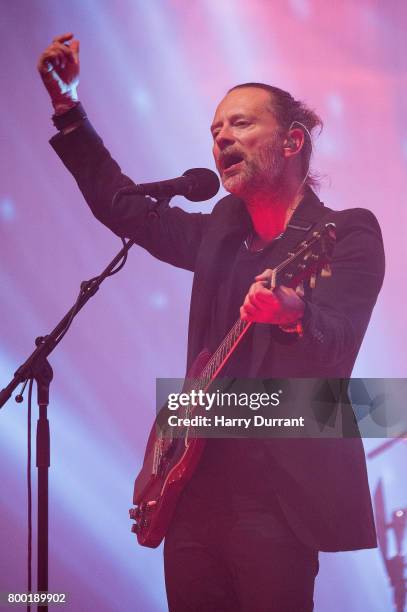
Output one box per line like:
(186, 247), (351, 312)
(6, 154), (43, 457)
(117, 168), (220, 202)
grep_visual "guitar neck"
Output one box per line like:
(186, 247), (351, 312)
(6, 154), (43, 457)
(187, 318), (253, 392)
(184, 223), (336, 394)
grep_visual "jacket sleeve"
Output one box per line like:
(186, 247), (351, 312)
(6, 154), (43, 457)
(297, 208), (385, 367)
(50, 118), (209, 272)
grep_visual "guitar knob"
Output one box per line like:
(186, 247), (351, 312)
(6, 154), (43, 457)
(129, 507), (138, 520)
(131, 523), (139, 534)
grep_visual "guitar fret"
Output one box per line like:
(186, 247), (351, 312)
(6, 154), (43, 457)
(195, 318), (249, 389)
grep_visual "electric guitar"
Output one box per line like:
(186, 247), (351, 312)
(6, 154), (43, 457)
(129, 222), (336, 547)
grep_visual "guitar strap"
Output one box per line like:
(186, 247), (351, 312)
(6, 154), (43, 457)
(263, 196), (335, 268)
(248, 194), (336, 377)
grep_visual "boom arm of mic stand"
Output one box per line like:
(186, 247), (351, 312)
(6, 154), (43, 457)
(367, 433), (407, 460)
(0, 238), (136, 409)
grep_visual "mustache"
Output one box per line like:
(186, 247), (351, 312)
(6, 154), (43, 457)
(218, 148), (246, 170)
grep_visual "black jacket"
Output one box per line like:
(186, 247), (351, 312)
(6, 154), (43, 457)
(51, 119), (385, 551)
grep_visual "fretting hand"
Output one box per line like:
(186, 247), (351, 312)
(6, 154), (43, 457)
(240, 269), (305, 325)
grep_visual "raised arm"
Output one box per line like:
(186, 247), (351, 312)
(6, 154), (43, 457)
(38, 34), (209, 271)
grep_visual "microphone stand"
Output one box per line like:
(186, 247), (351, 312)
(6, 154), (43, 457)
(372, 472), (407, 611)
(367, 433), (407, 460)
(0, 238), (136, 610)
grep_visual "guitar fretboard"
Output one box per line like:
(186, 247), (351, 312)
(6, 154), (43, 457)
(186, 318), (252, 394)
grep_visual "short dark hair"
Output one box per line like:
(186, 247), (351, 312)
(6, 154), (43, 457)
(228, 82), (323, 189)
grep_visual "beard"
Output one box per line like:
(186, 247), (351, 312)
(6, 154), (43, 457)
(221, 135), (286, 200)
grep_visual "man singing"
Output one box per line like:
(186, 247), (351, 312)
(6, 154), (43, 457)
(38, 33), (385, 611)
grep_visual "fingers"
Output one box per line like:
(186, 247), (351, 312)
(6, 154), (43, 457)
(240, 282), (277, 321)
(70, 39), (80, 62)
(46, 43), (72, 69)
(240, 280), (305, 324)
(38, 49), (57, 74)
(295, 284), (305, 298)
(248, 281), (275, 306)
(52, 32), (74, 44)
(240, 301), (261, 318)
(240, 300), (271, 322)
(38, 35), (79, 73)
(255, 268), (273, 282)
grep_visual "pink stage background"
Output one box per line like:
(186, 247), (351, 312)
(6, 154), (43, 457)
(1, 1), (406, 610)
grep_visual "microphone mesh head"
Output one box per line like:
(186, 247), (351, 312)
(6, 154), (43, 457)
(182, 168), (220, 202)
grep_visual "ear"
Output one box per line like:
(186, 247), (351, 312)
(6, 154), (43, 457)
(282, 127), (305, 159)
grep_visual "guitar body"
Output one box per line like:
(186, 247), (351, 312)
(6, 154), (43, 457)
(129, 223), (336, 548)
(130, 349), (211, 548)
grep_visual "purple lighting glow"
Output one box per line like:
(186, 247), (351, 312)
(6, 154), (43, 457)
(0, 1), (406, 610)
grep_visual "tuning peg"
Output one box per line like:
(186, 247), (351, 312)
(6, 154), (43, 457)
(321, 264), (332, 278)
(309, 273), (317, 289)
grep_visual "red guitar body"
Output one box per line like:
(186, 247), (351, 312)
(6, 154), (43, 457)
(130, 349), (210, 548)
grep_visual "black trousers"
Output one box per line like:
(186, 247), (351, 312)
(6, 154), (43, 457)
(164, 490), (319, 612)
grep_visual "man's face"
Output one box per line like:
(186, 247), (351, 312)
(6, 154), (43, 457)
(211, 87), (285, 198)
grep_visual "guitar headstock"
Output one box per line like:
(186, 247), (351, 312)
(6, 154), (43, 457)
(272, 222), (336, 290)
